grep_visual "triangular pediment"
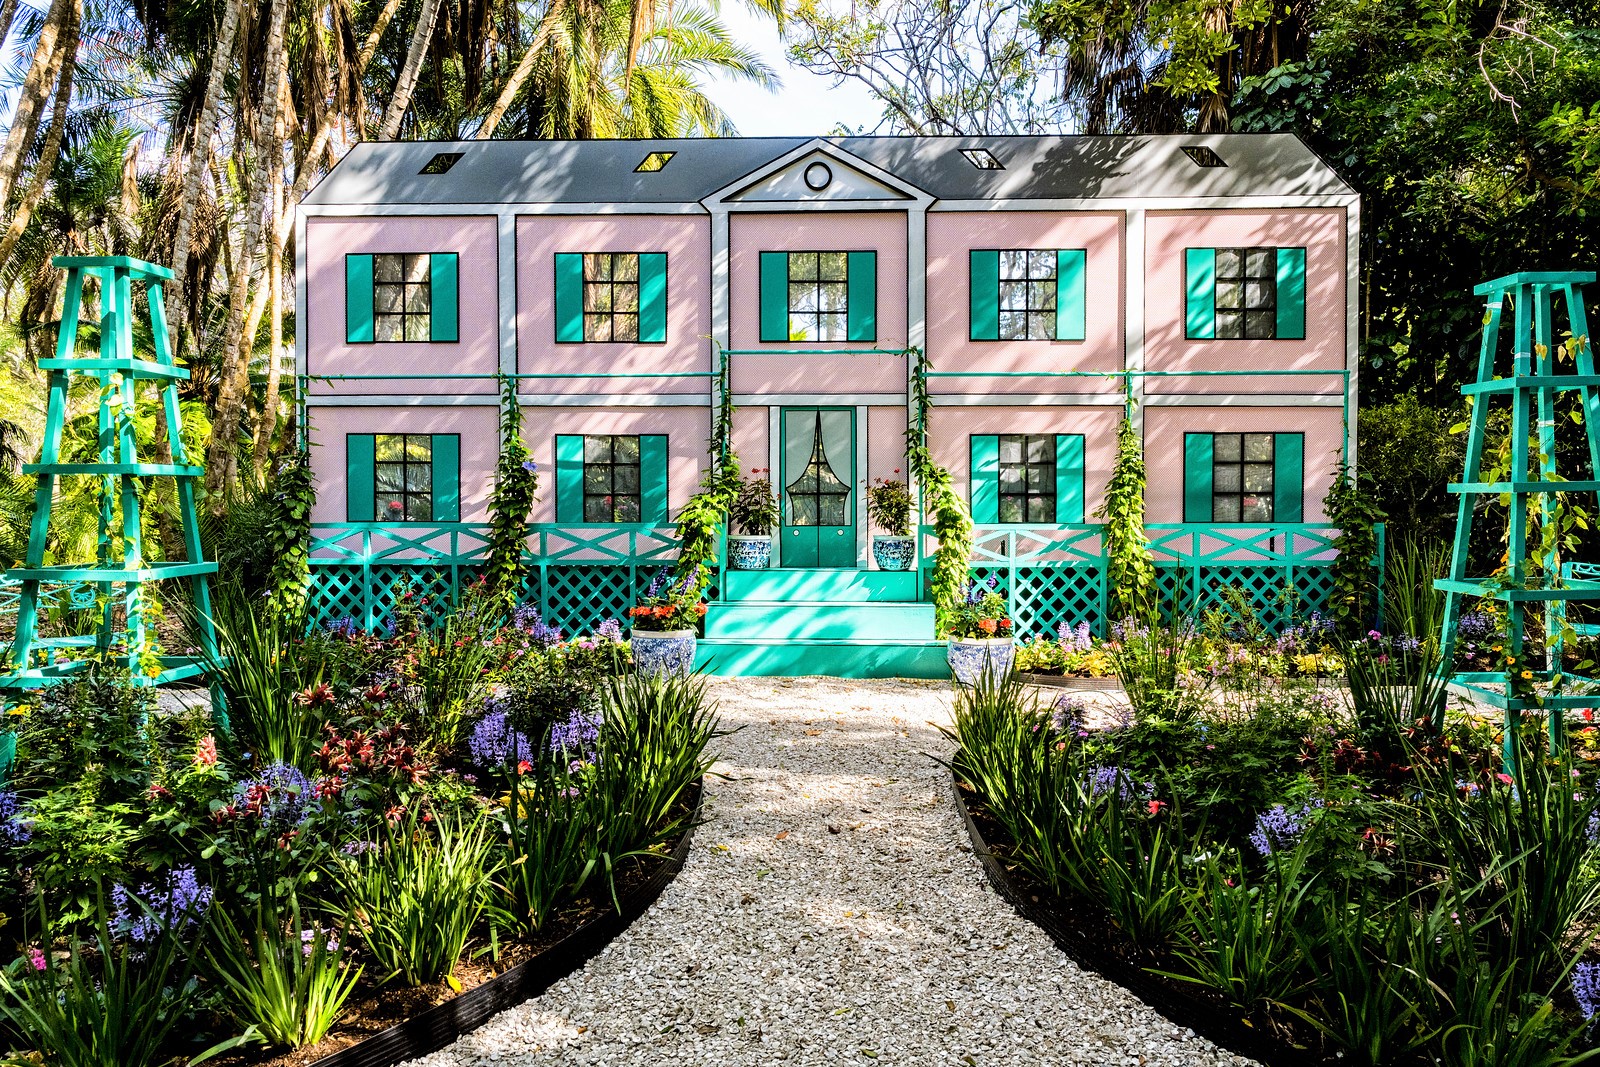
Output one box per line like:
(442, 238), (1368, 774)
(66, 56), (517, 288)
(712, 142), (926, 205)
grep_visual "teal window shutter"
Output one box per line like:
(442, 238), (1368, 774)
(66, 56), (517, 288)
(346, 434), (376, 520)
(555, 435), (584, 521)
(847, 251), (877, 342)
(1273, 433), (1304, 522)
(638, 253), (668, 343)
(431, 434), (460, 521)
(640, 434), (669, 523)
(1055, 250), (1087, 341)
(429, 253), (458, 342)
(969, 250), (999, 341)
(1183, 433), (1214, 522)
(1276, 247), (1306, 340)
(345, 254), (374, 343)
(1185, 248), (1216, 340)
(1055, 434), (1085, 522)
(970, 436), (999, 524)
(759, 252), (788, 342)
(555, 253), (584, 342)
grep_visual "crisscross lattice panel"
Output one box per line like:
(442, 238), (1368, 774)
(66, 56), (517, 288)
(969, 565), (1105, 637)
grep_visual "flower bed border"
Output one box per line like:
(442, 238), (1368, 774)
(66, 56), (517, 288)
(306, 779), (703, 1067)
(949, 772), (1313, 1067)
(1014, 673), (1122, 693)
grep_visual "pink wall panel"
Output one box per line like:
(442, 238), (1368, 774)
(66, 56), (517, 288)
(306, 216), (500, 396)
(866, 406), (908, 488)
(727, 211), (907, 395)
(515, 215), (712, 395)
(1144, 209), (1347, 395)
(520, 407), (710, 523)
(1143, 407), (1342, 524)
(925, 211), (1125, 396)
(731, 406), (769, 482)
(310, 406), (498, 524)
(930, 405), (1123, 514)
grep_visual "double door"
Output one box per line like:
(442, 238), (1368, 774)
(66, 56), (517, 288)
(779, 407), (855, 568)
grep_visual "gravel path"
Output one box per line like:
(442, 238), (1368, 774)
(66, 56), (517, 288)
(407, 677), (1257, 1067)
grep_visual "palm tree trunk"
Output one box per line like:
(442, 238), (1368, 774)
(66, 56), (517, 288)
(359, 0), (405, 71)
(476, 14), (557, 139)
(0, 0), (79, 268)
(0, 0), (74, 212)
(253, 70), (291, 478)
(0, 0), (24, 51)
(167, 0), (242, 350)
(205, 0), (290, 501)
(377, 0), (443, 139)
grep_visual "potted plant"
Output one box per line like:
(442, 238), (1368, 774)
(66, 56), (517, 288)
(627, 568), (707, 678)
(946, 576), (1015, 684)
(727, 471), (779, 571)
(866, 475), (915, 571)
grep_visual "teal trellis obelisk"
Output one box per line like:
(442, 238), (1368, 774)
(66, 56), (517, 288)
(1436, 270), (1598, 771)
(0, 256), (223, 710)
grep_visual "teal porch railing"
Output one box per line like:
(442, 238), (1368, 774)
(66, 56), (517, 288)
(307, 522), (682, 634)
(928, 522), (1385, 637)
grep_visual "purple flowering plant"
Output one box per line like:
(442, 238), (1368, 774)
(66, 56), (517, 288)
(110, 865), (214, 943)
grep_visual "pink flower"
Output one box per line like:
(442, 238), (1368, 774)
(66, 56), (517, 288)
(387, 500), (403, 512)
(195, 734), (218, 767)
(1496, 772), (1514, 785)
(28, 947), (45, 971)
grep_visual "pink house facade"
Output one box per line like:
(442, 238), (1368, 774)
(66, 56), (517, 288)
(296, 135), (1360, 671)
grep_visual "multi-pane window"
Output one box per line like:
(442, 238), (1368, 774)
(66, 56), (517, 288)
(375, 434), (433, 521)
(998, 251), (1058, 340)
(583, 435), (642, 522)
(1212, 433), (1275, 522)
(998, 435), (1056, 523)
(582, 253), (641, 342)
(785, 415), (851, 527)
(1214, 248), (1278, 339)
(372, 253), (432, 342)
(787, 252), (849, 341)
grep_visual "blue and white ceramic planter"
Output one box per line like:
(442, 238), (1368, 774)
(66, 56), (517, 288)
(947, 638), (1016, 685)
(872, 535), (915, 572)
(631, 629), (697, 679)
(728, 535), (773, 571)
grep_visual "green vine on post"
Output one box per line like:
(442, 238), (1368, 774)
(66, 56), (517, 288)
(675, 354), (740, 598)
(485, 374), (541, 607)
(1098, 412), (1156, 625)
(905, 346), (972, 635)
(1323, 459), (1385, 636)
(264, 447), (315, 615)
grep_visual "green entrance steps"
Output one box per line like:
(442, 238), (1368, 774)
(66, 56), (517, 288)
(704, 601), (935, 641)
(722, 568), (919, 603)
(695, 638), (947, 678)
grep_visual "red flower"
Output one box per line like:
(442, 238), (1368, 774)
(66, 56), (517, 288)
(194, 734), (218, 767)
(1146, 800), (1166, 816)
(978, 619), (998, 635)
(517, 760), (533, 775)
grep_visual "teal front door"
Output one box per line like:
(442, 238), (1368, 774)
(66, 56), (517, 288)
(780, 407), (856, 568)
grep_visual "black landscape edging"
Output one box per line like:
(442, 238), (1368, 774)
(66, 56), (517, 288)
(308, 779), (703, 1067)
(1015, 673), (1123, 693)
(950, 773), (1316, 1067)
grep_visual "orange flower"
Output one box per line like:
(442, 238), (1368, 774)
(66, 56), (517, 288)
(695, 603), (708, 616)
(978, 618), (997, 635)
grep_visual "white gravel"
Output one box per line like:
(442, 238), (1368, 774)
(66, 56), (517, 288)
(405, 676), (1258, 1067)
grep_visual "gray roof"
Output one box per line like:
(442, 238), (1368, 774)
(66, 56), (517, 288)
(302, 134), (1353, 207)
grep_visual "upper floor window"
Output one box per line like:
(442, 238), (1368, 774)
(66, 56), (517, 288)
(554, 252), (667, 343)
(759, 250), (877, 343)
(1183, 432), (1304, 524)
(1185, 246), (1306, 341)
(968, 433), (1085, 525)
(344, 252), (458, 344)
(969, 249), (1086, 342)
(344, 432), (460, 522)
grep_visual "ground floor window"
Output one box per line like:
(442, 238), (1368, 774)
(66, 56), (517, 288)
(345, 433), (461, 522)
(583, 434), (643, 522)
(1184, 432), (1303, 523)
(969, 434), (1085, 524)
(554, 433), (670, 524)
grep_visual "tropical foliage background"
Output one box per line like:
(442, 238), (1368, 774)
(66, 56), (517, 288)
(0, 0), (1595, 559)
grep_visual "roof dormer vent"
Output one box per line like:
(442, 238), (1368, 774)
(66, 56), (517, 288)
(959, 147), (1003, 170)
(1181, 146), (1227, 168)
(420, 152), (463, 174)
(635, 150), (675, 172)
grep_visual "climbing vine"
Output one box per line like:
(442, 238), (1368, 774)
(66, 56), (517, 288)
(484, 374), (541, 606)
(1097, 414), (1156, 624)
(675, 355), (740, 598)
(905, 346), (972, 635)
(264, 447), (315, 615)
(1323, 460), (1385, 637)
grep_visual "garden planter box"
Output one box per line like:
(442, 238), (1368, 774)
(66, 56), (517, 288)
(630, 629), (696, 679)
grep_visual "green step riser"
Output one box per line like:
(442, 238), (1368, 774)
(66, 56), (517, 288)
(694, 642), (948, 679)
(722, 569), (920, 603)
(705, 604), (935, 640)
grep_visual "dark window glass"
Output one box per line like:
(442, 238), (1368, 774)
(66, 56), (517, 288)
(787, 252), (849, 342)
(1211, 432), (1275, 522)
(785, 413), (850, 526)
(997, 434), (1056, 523)
(372, 253), (432, 342)
(582, 253), (641, 342)
(374, 434), (433, 521)
(582, 435), (642, 522)
(997, 250), (1057, 340)
(1213, 247), (1277, 339)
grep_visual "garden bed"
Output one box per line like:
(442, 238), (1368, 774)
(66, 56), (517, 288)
(215, 779), (702, 1067)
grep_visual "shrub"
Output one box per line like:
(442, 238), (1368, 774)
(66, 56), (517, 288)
(946, 577), (1012, 639)
(728, 471), (779, 536)
(865, 477), (913, 537)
